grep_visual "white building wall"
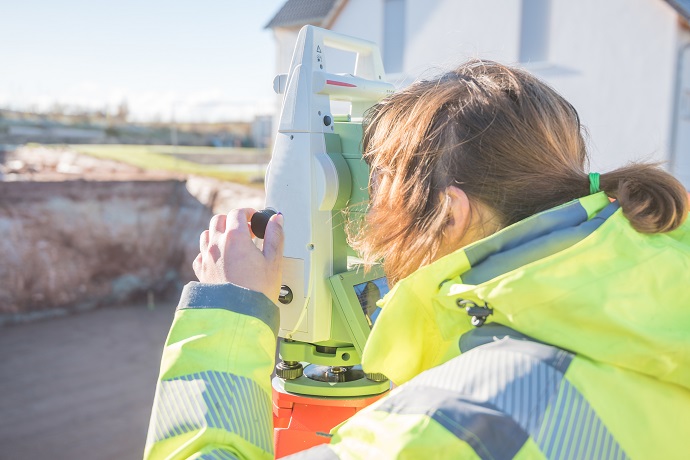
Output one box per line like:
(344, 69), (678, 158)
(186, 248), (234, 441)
(272, 0), (684, 177)
(403, 0), (521, 79)
(330, 0), (520, 83)
(329, 0), (384, 45)
(542, 0), (678, 172)
(330, 0), (681, 173)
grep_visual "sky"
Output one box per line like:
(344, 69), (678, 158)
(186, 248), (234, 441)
(0, 0), (287, 122)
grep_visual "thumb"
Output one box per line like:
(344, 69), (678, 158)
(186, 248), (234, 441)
(263, 212), (284, 263)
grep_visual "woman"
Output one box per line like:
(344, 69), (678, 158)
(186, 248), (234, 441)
(145, 60), (690, 459)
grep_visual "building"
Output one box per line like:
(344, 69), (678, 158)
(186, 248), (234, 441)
(266, 0), (690, 187)
(251, 115), (274, 149)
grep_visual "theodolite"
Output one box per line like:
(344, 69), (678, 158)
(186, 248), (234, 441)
(250, 25), (395, 456)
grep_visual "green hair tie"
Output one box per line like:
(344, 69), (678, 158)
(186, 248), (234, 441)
(589, 172), (601, 194)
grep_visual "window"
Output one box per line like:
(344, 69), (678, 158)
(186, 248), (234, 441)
(383, 0), (406, 73)
(519, 0), (551, 63)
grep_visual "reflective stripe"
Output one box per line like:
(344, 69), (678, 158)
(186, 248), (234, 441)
(459, 326), (574, 373)
(377, 387), (528, 460)
(387, 339), (565, 458)
(458, 323), (575, 374)
(536, 379), (629, 460)
(177, 282), (279, 335)
(283, 444), (340, 459)
(459, 323), (535, 353)
(199, 449), (240, 460)
(414, 337), (572, 437)
(148, 370), (273, 455)
(394, 336), (628, 459)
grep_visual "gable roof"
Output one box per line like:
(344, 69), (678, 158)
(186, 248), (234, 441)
(265, 0), (341, 29)
(666, 0), (690, 21)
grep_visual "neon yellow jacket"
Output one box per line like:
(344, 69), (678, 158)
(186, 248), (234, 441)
(145, 193), (690, 459)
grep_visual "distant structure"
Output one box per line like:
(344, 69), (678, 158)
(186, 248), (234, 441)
(267, 0), (690, 187)
(251, 115), (273, 149)
(0, 111), (107, 144)
(0, 109), (256, 147)
(115, 100), (130, 123)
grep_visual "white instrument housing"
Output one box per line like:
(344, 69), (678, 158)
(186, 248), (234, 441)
(265, 26), (393, 342)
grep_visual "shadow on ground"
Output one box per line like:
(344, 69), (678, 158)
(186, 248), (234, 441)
(0, 300), (176, 459)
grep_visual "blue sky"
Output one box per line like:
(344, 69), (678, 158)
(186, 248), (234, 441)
(0, 0), (286, 121)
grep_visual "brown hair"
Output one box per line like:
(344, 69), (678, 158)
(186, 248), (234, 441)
(349, 60), (688, 285)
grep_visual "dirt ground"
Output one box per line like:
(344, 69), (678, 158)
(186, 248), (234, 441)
(0, 299), (177, 459)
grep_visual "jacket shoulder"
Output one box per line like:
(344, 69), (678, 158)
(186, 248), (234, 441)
(309, 328), (631, 459)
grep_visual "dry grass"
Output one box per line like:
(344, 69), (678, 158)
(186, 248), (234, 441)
(70, 144), (267, 184)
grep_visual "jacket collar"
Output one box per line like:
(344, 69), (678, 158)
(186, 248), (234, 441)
(362, 193), (617, 385)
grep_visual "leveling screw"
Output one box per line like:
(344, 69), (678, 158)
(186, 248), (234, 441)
(276, 361), (303, 380)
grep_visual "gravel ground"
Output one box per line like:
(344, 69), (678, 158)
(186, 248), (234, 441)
(0, 300), (177, 459)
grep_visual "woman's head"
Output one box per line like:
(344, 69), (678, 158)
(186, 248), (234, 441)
(350, 60), (688, 285)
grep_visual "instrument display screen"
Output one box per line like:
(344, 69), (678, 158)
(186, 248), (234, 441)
(353, 277), (389, 327)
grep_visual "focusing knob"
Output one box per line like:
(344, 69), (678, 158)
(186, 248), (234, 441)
(250, 209), (277, 239)
(276, 361), (304, 380)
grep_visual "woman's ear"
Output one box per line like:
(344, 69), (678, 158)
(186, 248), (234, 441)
(444, 185), (472, 247)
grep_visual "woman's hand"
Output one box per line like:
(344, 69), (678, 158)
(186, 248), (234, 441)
(193, 208), (284, 302)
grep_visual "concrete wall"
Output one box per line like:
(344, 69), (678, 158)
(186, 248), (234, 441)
(0, 181), (208, 318)
(0, 175), (264, 322)
(273, 0), (685, 177)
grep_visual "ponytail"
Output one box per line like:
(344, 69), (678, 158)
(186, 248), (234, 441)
(600, 164), (688, 233)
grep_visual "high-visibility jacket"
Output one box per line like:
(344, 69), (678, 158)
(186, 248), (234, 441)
(145, 192), (690, 459)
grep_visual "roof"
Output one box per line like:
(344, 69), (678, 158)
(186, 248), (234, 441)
(265, 0), (341, 29)
(665, 0), (690, 21)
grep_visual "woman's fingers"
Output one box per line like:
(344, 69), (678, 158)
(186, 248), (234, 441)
(263, 213), (284, 263)
(209, 214), (227, 237)
(192, 253), (202, 278)
(200, 230), (209, 253)
(225, 208), (256, 237)
(195, 208), (284, 300)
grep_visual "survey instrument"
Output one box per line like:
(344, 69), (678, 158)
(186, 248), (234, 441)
(251, 25), (395, 457)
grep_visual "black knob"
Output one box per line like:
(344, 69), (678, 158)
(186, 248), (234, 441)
(323, 115), (332, 126)
(250, 209), (277, 239)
